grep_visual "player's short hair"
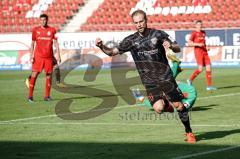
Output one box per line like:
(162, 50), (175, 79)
(131, 10), (147, 21)
(195, 20), (202, 24)
(40, 14), (48, 20)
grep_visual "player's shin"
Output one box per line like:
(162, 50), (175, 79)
(45, 74), (52, 98)
(189, 69), (201, 81)
(178, 107), (192, 133)
(28, 76), (36, 98)
(206, 71), (212, 86)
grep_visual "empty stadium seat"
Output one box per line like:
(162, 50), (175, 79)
(0, 0), (85, 33)
(79, 0), (239, 32)
(0, 0), (239, 33)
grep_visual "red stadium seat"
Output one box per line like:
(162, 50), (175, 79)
(79, 0), (238, 31)
(0, 0), (86, 33)
(0, 0), (238, 33)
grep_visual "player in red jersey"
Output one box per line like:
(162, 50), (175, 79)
(28, 14), (61, 102)
(187, 20), (217, 91)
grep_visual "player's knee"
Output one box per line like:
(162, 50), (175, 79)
(198, 68), (203, 72)
(46, 73), (52, 79)
(172, 102), (184, 111)
(153, 105), (163, 113)
(31, 72), (38, 78)
(206, 65), (211, 71)
(153, 100), (165, 113)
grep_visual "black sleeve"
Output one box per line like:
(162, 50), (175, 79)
(117, 35), (134, 54)
(158, 30), (176, 45)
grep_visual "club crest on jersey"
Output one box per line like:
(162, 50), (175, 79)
(47, 31), (51, 36)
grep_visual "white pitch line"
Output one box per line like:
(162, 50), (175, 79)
(0, 92), (239, 123)
(197, 92), (240, 100)
(0, 122), (239, 128)
(173, 145), (240, 159)
(0, 105), (135, 123)
(0, 122), (171, 126)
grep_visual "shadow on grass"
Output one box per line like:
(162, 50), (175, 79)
(0, 141), (240, 159)
(216, 85), (240, 90)
(191, 104), (218, 111)
(33, 94), (123, 102)
(196, 129), (240, 141)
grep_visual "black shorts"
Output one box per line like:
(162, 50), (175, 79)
(145, 79), (184, 106)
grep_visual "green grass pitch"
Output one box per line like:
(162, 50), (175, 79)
(0, 68), (240, 159)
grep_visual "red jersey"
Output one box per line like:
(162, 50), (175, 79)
(32, 26), (57, 58)
(189, 30), (207, 52)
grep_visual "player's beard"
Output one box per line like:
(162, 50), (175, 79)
(42, 21), (48, 28)
(43, 23), (48, 27)
(138, 27), (145, 33)
(138, 24), (147, 34)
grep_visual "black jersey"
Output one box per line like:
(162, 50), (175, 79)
(117, 28), (176, 86)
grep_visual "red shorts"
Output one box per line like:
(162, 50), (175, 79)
(194, 50), (211, 66)
(32, 57), (54, 73)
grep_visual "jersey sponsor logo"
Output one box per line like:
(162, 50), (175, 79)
(37, 37), (52, 40)
(138, 49), (158, 56)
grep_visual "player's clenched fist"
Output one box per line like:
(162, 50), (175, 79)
(95, 38), (103, 48)
(163, 40), (171, 49)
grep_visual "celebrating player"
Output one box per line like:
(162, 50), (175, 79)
(187, 20), (217, 91)
(96, 10), (196, 143)
(28, 14), (61, 102)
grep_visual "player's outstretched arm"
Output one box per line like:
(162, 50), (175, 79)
(95, 38), (119, 56)
(163, 40), (181, 53)
(170, 43), (181, 53)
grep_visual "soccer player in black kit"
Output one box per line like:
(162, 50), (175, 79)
(95, 10), (196, 143)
